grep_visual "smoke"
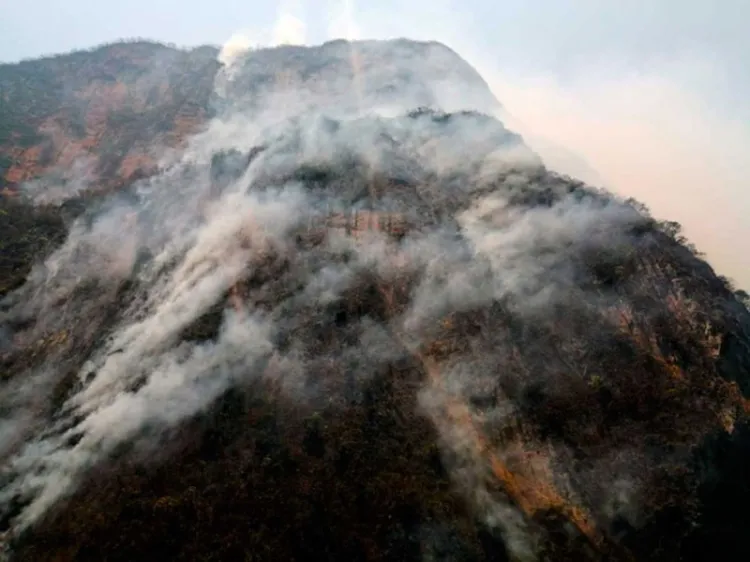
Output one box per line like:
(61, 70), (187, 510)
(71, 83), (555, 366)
(19, 156), (96, 206)
(0, 42), (557, 555)
(0, 31), (741, 561)
(486, 61), (750, 289)
(272, 12), (307, 46)
(0, 143), (311, 531)
(417, 381), (537, 561)
(217, 32), (253, 67)
(217, 0), (307, 65)
(320, 0), (749, 288)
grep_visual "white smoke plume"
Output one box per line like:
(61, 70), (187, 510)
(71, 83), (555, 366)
(217, 32), (254, 67)
(218, 0), (307, 60)
(272, 12), (307, 46)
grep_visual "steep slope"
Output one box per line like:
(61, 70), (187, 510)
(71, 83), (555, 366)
(0, 41), (219, 197)
(1, 39), (749, 562)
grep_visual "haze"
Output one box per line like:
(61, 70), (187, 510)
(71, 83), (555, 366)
(1, 0), (748, 287)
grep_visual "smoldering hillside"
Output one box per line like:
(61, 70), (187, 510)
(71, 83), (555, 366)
(1, 39), (750, 562)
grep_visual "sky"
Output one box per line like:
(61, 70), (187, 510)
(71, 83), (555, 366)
(1, 0), (748, 287)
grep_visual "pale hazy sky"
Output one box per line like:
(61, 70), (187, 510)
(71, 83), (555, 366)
(1, 0), (749, 285)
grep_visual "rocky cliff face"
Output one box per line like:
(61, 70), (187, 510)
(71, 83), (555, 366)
(1, 39), (749, 562)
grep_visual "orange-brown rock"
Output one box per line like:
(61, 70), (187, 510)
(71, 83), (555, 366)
(0, 41), (219, 195)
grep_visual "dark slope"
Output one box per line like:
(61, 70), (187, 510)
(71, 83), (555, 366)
(0, 40), (749, 562)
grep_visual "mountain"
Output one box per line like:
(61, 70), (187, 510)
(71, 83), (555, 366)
(1, 39), (750, 562)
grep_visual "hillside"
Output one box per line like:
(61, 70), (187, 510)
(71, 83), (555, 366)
(0, 41), (219, 197)
(1, 39), (750, 562)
